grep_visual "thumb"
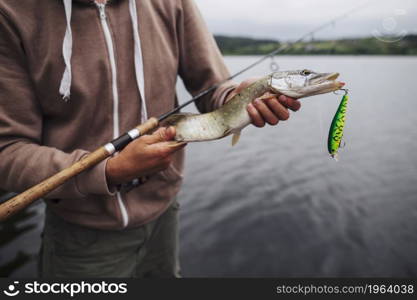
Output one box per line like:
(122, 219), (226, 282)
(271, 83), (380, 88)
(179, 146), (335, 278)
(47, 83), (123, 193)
(143, 127), (176, 144)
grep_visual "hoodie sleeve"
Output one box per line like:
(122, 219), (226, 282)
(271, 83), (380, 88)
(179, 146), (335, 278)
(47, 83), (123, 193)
(177, 0), (237, 113)
(0, 10), (114, 199)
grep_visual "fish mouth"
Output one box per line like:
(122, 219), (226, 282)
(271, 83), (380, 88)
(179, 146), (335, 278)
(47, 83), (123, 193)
(311, 72), (344, 89)
(311, 72), (339, 84)
(325, 72), (340, 81)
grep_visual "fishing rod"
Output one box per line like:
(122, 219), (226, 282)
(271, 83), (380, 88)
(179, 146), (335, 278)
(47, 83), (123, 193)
(0, 2), (371, 221)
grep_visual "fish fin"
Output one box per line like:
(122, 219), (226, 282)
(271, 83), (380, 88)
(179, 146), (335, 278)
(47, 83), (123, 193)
(231, 132), (241, 146)
(257, 92), (279, 100)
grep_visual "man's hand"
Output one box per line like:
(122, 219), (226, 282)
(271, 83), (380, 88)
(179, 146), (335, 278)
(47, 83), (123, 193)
(106, 127), (186, 186)
(227, 78), (301, 127)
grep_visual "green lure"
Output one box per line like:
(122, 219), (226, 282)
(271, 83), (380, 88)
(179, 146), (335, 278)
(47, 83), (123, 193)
(327, 90), (349, 160)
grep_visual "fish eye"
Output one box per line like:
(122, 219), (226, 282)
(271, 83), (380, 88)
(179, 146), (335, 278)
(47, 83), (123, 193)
(301, 69), (312, 76)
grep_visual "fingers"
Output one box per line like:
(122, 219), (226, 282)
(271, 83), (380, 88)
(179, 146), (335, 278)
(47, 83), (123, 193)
(253, 98), (280, 125)
(263, 97), (289, 121)
(148, 141), (187, 157)
(165, 126), (176, 140)
(247, 103), (266, 127)
(248, 94), (302, 127)
(249, 96), (289, 126)
(142, 126), (176, 144)
(142, 126), (186, 156)
(278, 95), (301, 112)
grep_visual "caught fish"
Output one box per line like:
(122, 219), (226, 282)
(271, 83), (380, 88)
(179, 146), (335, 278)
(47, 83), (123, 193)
(165, 69), (345, 145)
(328, 90), (349, 160)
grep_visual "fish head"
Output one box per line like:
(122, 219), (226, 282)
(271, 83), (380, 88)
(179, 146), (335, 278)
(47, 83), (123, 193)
(269, 69), (345, 98)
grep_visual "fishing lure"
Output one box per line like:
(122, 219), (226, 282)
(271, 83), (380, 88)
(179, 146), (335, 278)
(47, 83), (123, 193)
(328, 89), (349, 160)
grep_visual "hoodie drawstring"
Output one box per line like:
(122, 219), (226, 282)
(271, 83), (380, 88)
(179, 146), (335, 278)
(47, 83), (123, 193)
(60, 0), (147, 122)
(128, 0), (148, 122)
(60, 0), (73, 101)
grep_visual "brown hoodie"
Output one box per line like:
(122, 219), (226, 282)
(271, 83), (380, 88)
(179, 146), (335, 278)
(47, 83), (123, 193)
(0, 0), (235, 229)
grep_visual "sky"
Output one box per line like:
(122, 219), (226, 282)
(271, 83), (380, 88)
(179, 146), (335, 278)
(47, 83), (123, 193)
(194, 0), (417, 41)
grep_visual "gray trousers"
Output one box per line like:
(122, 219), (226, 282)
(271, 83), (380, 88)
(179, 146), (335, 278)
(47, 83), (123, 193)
(38, 201), (180, 278)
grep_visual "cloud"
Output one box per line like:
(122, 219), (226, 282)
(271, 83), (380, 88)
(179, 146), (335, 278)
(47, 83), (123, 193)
(194, 0), (417, 40)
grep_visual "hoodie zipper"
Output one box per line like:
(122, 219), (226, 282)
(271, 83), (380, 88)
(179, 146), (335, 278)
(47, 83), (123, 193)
(96, 3), (129, 228)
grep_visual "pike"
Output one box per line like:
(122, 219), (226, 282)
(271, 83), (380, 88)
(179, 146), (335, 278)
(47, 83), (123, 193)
(165, 69), (345, 145)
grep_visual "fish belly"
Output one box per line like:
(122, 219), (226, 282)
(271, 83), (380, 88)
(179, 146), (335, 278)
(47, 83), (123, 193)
(174, 113), (229, 142)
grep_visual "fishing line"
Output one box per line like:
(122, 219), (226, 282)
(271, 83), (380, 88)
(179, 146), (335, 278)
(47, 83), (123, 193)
(160, 0), (373, 122)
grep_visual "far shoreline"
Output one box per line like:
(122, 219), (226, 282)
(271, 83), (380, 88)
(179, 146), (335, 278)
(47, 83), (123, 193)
(214, 35), (417, 56)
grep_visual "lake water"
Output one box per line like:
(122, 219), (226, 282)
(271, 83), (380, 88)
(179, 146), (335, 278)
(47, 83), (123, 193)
(2, 56), (417, 277)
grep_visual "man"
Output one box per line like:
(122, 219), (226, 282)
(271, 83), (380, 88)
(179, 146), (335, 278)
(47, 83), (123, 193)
(0, 0), (300, 277)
